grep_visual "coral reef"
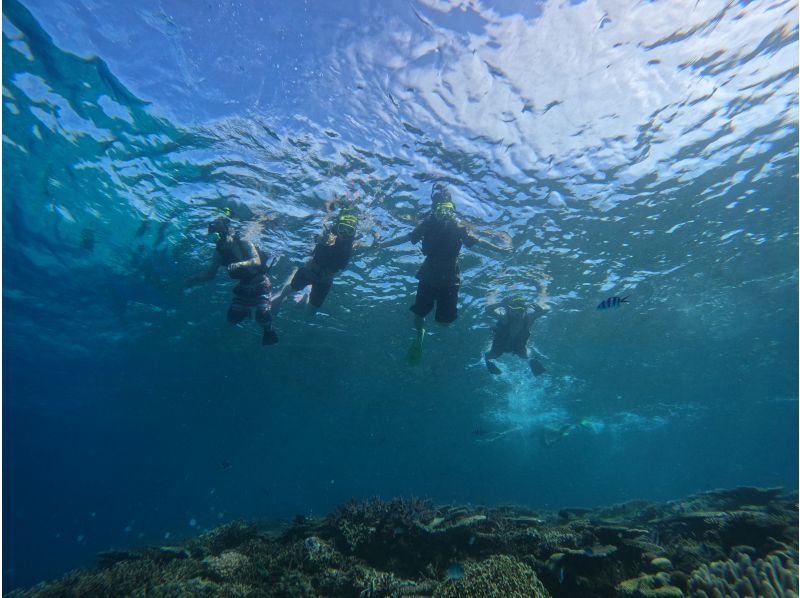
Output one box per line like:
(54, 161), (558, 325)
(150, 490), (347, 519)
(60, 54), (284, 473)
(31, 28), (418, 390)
(7, 486), (798, 597)
(687, 549), (798, 598)
(616, 572), (683, 597)
(433, 555), (548, 597)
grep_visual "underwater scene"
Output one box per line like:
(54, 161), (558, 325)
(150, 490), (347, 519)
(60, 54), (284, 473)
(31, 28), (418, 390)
(3, 0), (798, 595)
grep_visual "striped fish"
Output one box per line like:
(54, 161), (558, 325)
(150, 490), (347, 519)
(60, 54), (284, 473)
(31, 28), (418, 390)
(597, 296), (629, 309)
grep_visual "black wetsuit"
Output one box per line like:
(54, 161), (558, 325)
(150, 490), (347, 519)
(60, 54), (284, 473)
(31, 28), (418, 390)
(485, 305), (546, 375)
(487, 310), (537, 359)
(408, 214), (477, 323)
(290, 234), (354, 307)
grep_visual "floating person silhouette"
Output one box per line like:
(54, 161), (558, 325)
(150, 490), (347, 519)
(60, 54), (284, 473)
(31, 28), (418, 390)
(484, 294), (548, 376)
(80, 227), (95, 252)
(272, 197), (366, 319)
(541, 419), (597, 447)
(376, 181), (508, 364)
(184, 216), (278, 345)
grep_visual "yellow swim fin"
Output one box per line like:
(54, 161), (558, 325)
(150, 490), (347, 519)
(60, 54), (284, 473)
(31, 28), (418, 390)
(406, 330), (425, 365)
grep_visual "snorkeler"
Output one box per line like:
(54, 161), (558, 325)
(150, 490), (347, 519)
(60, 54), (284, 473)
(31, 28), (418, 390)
(375, 181), (508, 364)
(271, 198), (362, 318)
(184, 216), (278, 345)
(541, 420), (595, 447)
(484, 294), (548, 376)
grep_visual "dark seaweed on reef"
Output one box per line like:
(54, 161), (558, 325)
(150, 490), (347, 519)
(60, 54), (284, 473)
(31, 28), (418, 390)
(8, 487), (798, 598)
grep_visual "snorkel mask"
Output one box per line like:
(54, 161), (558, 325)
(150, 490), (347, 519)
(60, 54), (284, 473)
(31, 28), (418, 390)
(334, 209), (358, 239)
(431, 181), (456, 220)
(433, 200), (456, 220)
(431, 182), (456, 220)
(505, 295), (527, 313)
(208, 216), (231, 243)
(431, 181), (450, 205)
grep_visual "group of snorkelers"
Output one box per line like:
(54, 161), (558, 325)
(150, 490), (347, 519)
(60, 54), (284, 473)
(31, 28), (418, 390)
(185, 181), (548, 375)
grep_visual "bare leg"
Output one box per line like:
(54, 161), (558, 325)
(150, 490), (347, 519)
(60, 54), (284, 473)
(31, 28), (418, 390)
(414, 314), (426, 339)
(304, 299), (318, 320)
(407, 314), (426, 365)
(484, 348), (503, 374)
(271, 268), (298, 315)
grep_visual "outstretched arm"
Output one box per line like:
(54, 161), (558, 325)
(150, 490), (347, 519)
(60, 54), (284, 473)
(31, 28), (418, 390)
(530, 303), (549, 320)
(474, 236), (510, 254)
(353, 231), (382, 251)
(376, 232), (413, 249)
(185, 253), (222, 287)
(485, 303), (504, 318)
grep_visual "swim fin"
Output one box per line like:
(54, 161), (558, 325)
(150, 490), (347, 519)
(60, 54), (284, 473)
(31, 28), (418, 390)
(262, 328), (279, 346)
(406, 330), (425, 365)
(529, 358), (545, 376)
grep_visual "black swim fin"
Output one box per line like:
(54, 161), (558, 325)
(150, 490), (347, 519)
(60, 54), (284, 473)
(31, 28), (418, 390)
(529, 358), (545, 376)
(486, 360), (502, 375)
(262, 328), (279, 346)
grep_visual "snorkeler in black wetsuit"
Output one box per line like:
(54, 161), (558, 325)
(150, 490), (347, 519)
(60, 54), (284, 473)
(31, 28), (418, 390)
(184, 217), (278, 345)
(484, 295), (547, 376)
(271, 202), (359, 318)
(377, 181), (508, 363)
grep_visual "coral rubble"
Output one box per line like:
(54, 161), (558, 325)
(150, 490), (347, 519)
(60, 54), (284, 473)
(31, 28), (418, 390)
(7, 487), (798, 597)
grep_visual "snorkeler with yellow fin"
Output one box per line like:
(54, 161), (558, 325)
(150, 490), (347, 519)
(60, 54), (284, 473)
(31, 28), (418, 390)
(374, 181), (509, 366)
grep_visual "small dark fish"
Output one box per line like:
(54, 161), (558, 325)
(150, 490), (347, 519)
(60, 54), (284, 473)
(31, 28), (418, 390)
(597, 296), (629, 310)
(217, 459), (232, 471)
(153, 221), (169, 248)
(134, 219), (151, 238)
(80, 228), (95, 252)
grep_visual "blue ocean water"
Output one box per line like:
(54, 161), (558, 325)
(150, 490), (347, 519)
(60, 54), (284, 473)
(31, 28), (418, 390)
(2, 0), (797, 591)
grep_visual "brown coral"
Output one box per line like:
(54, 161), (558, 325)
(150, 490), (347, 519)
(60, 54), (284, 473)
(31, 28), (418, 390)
(202, 550), (255, 582)
(433, 555), (550, 598)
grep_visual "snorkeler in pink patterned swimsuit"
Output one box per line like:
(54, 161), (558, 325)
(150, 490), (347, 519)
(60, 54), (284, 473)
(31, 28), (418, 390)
(184, 217), (278, 345)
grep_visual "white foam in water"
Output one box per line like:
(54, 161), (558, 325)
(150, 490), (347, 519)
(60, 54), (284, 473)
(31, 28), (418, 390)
(489, 363), (570, 433)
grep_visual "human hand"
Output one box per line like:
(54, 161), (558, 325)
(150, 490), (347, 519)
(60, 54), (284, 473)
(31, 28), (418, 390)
(227, 263), (241, 275)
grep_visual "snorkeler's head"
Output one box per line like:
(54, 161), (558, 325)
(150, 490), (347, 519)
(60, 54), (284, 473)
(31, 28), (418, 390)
(431, 181), (451, 207)
(208, 216), (231, 237)
(334, 207), (358, 239)
(504, 294), (527, 313)
(431, 183), (457, 221)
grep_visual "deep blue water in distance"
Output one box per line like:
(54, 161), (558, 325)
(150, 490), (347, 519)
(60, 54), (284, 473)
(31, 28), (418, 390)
(3, 0), (798, 590)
